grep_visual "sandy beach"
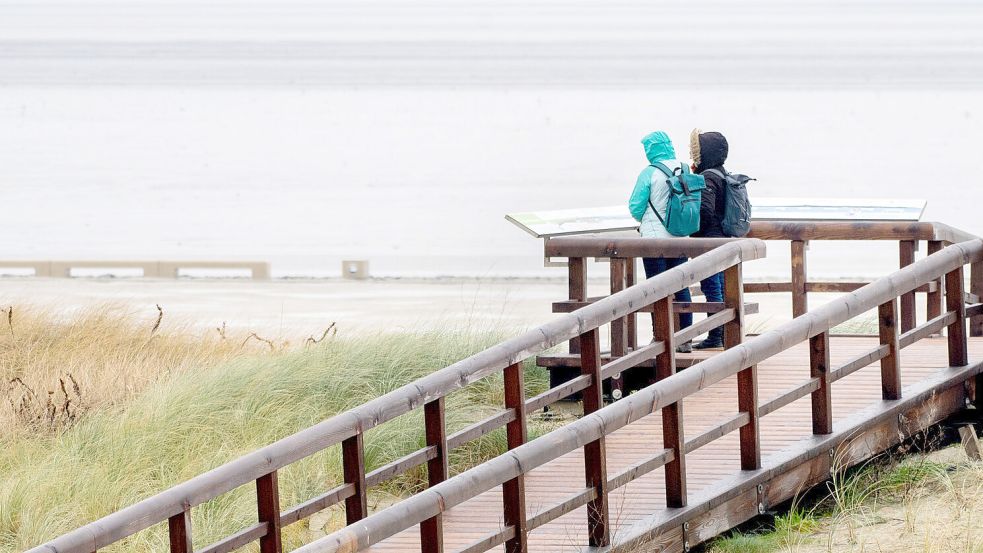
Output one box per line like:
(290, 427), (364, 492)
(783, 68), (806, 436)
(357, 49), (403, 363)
(0, 275), (857, 344)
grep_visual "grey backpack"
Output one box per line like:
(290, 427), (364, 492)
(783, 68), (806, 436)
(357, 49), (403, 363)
(705, 168), (754, 237)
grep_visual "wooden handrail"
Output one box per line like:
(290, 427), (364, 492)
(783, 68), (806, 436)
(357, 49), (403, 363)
(544, 220), (983, 339)
(27, 228), (983, 553)
(294, 239), (983, 553)
(27, 240), (766, 553)
(284, 239), (983, 553)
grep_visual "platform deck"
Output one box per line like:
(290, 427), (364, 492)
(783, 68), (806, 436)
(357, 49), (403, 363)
(366, 336), (983, 552)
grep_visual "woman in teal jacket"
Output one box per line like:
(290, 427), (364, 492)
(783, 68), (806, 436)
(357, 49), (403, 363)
(628, 131), (693, 351)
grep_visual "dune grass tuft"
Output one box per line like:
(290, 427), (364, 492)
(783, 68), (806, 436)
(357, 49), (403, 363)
(0, 306), (548, 552)
(707, 443), (983, 553)
(0, 304), (255, 438)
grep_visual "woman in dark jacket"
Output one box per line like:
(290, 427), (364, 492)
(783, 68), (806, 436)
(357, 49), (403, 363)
(689, 129), (729, 349)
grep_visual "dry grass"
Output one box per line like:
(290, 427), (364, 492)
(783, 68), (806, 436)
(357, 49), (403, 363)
(707, 444), (983, 553)
(0, 304), (259, 439)
(0, 305), (548, 552)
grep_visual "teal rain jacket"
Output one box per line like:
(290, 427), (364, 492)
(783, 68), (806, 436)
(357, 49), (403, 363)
(628, 131), (684, 238)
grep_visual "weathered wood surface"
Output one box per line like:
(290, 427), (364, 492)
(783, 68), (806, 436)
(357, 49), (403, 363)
(30, 232), (983, 553)
(350, 337), (983, 553)
(28, 240), (766, 553)
(790, 240), (808, 318)
(256, 472), (283, 553)
(960, 425), (981, 461)
(298, 240), (983, 553)
(551, 299), (760, 315)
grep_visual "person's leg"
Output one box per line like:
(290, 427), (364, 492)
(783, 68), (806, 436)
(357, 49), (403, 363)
(664, 256), (693, 329)
(642, 257), (667, 342)
(642, 257), (663, 279)
(695, 271), (725, 349)
(662, 256), (694, 353)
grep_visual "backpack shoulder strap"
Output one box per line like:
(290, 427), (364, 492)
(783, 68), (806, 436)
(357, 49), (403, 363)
(703, 168), (726, 179)
(648, 198), (668, 227)
(650, 162), (674, 178)
(645, 164), (671, 227)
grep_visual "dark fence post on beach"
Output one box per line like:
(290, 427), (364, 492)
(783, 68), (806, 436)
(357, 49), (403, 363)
(791, 240), (808, 318)
(945, 266), (968, 368)
(878, 298), (902, 400)
(421, 398), (448, 553)
(725, 264), (760, 470)
(568, 257), (586, 354)
(342, 435), (367, 524)
(609, 258), (628, 397)
(502, 362), (528, 553)
(579, 328), (610, 547)
(809, 331), (833, 434)
(926, 241), (944, 324)
(256, 472), (283, 553)
(653, 296), (686, 507)
(899, 240), (917, 333)
(168, 510), (193, 553)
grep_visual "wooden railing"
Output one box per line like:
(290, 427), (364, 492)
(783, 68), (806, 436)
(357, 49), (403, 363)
(289, 238), (983, 553)
(546, 221), (983, 340)
(746, 221), (981, 331)
(27, 239), (766, 553)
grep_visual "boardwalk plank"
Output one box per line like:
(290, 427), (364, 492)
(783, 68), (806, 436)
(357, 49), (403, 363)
(364, 337), (982, 553)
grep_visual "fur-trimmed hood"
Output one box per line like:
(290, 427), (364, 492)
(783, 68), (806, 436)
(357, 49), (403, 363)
(689, 129), (729, 173)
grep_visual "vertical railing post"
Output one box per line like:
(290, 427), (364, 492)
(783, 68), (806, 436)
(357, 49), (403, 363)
(609, 258), (628, 399)
(926, 241), (944, 324)
(626, 258), (638, 350)
(342, 434), (368, 524)
(899, 240), (917, 333)
(502, 362), (528, 553)
(579, 328), (610, 547)
(653, 296), (686, 507)
(878, 298), (902, 400)
(809, 331), (833, 434)
(724, 264), (760, 470)
(791, 240), (808, 318)
(421, 398), (448, 553)
(568, 257), (586, 355)
(945, 266), (968, 367)
(971, 261), (983, 338)
(966, 263), (982, 408)
(256, 472), (283, 553)
(167, 510), (193, 553)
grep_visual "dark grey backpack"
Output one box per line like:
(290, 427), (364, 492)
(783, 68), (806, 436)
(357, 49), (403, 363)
(705, 168), (754, 237)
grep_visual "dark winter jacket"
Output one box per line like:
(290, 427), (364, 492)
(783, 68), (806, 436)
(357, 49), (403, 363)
(689, 130), (729, 238)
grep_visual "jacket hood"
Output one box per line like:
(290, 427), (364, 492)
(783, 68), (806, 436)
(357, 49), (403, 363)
(690, 129), (728, 172)
(641, 131), (676, 164)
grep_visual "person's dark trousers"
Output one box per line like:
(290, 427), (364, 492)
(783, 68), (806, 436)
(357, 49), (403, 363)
(699, 271), (725, 344)
(642, 256), (693, 330)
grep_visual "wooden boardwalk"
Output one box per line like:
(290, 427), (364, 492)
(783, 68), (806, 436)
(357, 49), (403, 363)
(368, 336), (983, 552)
(29, 230), (983, 553)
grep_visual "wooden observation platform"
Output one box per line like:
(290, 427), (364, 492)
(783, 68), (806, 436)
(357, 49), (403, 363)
(28, 222), (983, 553)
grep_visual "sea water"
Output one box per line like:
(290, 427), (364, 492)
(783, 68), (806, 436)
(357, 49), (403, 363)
(2, 0), (982, 279)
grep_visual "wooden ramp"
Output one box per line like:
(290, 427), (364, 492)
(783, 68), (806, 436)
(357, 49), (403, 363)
(367, 336), (983, 552)
(28, 227), (983, 553)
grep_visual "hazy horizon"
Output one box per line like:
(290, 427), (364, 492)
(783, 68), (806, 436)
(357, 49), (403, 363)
(2, 0), (982, 278)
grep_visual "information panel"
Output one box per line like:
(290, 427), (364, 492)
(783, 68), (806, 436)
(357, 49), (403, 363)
(506, 198), (926, 239)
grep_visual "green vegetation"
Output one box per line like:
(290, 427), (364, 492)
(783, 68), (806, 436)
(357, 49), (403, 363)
(0, 306), (550, 552)
(707, 444), (983, 553)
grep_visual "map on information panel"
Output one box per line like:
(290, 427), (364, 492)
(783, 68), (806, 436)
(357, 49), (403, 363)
(505, 198), (926, 239)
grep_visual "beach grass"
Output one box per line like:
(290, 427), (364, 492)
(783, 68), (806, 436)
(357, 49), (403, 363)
(0, 306), (549, 552)
(706, 444), (983, 553)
